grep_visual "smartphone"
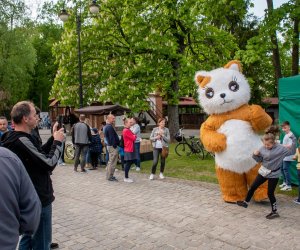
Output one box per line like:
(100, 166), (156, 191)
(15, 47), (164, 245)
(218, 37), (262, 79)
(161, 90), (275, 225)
(56, 115), (63, 130)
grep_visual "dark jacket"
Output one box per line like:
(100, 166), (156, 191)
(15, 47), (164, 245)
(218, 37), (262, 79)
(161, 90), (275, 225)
(0, 147), (41, 250)
(104, 124), (120, 148)
(90, 134), (102, 153)
(1, 131), (62, 207)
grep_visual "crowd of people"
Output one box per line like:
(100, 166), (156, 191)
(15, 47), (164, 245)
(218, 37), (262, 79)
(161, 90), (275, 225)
(70, 113), (170, 183)
(0, 101), (300, 249)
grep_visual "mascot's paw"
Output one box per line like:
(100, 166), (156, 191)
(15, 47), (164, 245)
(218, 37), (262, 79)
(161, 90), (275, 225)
(205, 133), (227, 153)
(216, 167), (248, 203)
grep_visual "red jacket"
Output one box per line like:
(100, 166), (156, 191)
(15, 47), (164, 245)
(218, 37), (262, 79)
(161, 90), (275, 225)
(122, 128), (137, 153)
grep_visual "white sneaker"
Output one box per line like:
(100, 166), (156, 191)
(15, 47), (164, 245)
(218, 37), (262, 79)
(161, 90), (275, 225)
(293, 199), (300, 205)
(159, 173), (165, 179)
(279, 183), (286, 188)
(124, 178), (133, 183)
(136, 167), (141, 171)
(149, 174), (154, 180)
(280, 185), (292, 191)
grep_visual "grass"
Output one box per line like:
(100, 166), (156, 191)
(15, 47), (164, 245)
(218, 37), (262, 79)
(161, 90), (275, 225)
(139, 143), (217, 183)
(64, 143), (299, 197)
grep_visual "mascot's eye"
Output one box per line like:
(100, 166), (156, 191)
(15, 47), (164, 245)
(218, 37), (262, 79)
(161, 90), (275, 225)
(228, 81), (239, 92)
(205, 88), (214, 99)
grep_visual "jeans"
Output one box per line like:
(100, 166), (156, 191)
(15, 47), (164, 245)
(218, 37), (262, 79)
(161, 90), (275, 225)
(125, 160), (134, 178)
(19, 204), (52, 250)
(134, 142), (140, 168)
(281, 161), (292, 186)
(74, 144), (89, 170)
(245, 174), (279, 212)
(105, 146), (109, 164)
(58, 142), (65, 164)
(85, 148), (91, 164)
(151, 148), (165, 174)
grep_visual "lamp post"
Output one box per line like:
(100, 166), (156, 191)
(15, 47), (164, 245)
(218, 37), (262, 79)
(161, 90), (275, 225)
(59, 0), (100, 108)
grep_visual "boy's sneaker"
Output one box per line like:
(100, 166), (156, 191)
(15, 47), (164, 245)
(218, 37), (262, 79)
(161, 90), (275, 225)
(159, 173), (165, 179)
(293, 199), (300, 205)
(280, 185), (292, 191)
(266, 211), (280, 219)
(149, 174), (154, 180)
(124, 178), (134, 183)
(136, 167), (141, 171)
(279, 182), (286, 188)
(236, 201), (248, 208)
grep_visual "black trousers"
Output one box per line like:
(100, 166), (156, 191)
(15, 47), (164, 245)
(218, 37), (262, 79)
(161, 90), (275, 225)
(90, 152), (100, 168)
(245, 174), (279, 212)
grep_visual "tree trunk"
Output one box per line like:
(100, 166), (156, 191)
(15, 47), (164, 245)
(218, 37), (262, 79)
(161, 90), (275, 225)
(167, 60), (180, 142)
(291, 16), (299, 76)
(166, 20), (186, 142)
(266, 0), (282, 95)
(167, 104), (179, 142)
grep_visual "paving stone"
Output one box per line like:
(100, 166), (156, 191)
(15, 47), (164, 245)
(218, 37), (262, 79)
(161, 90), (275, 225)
(45, 163), (300, 250)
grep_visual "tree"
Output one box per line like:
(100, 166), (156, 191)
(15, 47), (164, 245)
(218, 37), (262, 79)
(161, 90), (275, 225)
(0, 1), (36, 112)
(52, 0), (238, 138)
(28, 22), (63, 111)
(266, 0), (282, 92)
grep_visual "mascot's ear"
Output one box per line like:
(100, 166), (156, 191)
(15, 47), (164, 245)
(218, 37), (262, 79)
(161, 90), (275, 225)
(224, 60), (242, 72)
(195, 71), (211, 88)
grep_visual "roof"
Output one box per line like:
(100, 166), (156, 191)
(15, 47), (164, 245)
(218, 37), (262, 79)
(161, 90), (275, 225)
(49, 99), (59, 107)
(162, 97), (198, 106)
(263, 97), (278, 105)
(74, 105), (131, 116)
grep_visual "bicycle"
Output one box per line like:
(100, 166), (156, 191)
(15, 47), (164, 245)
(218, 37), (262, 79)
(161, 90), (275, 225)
(174, 128), (205, 159)
(65, 141), (75, 160)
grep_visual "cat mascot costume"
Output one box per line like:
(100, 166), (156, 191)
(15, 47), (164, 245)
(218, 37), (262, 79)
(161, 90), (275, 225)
(195, 60), (272, 203)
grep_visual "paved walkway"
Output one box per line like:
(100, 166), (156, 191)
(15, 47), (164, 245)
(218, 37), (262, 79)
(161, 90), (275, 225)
(51, 166), (300, 250)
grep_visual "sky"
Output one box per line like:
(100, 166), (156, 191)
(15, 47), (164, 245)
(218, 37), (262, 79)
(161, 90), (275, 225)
(251, 0), (289, 18)
(24, 0), (289, 19)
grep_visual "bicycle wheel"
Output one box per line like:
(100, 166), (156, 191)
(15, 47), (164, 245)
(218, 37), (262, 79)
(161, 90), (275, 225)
(206, 151), (215, 158)
(195, 141), (205, 160)
(175, 143), (192, 156)
(65, 143), (75, 160)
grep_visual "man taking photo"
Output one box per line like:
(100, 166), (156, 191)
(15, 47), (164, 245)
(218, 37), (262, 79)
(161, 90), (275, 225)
(1, 101), (64, 250)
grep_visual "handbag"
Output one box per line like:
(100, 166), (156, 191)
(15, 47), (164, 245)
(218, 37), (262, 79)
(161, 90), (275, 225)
(258, 165), (271, 177)
(161, 146), (169, 158)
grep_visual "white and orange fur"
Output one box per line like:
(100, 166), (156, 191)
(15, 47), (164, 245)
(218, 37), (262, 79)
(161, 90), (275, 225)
(195, 60), (272, 202)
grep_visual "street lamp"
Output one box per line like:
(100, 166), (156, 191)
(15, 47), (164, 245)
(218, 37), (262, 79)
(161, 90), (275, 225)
(59, 0), (100, 108)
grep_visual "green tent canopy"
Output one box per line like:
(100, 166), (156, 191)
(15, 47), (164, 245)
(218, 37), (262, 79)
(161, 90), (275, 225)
(279, 75), (300, 185)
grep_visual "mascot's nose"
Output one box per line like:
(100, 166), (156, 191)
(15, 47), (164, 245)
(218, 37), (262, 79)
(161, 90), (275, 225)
(220, 93), (226, 98)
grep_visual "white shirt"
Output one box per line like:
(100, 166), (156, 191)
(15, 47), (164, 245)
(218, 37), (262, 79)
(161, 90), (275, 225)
(282, 132), (294, 161)
(155, 140), (163, 149)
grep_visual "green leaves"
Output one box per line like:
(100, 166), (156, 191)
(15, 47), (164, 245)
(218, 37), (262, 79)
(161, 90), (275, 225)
(0, 24), (36, 111)
(52, 0), (238, 111)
